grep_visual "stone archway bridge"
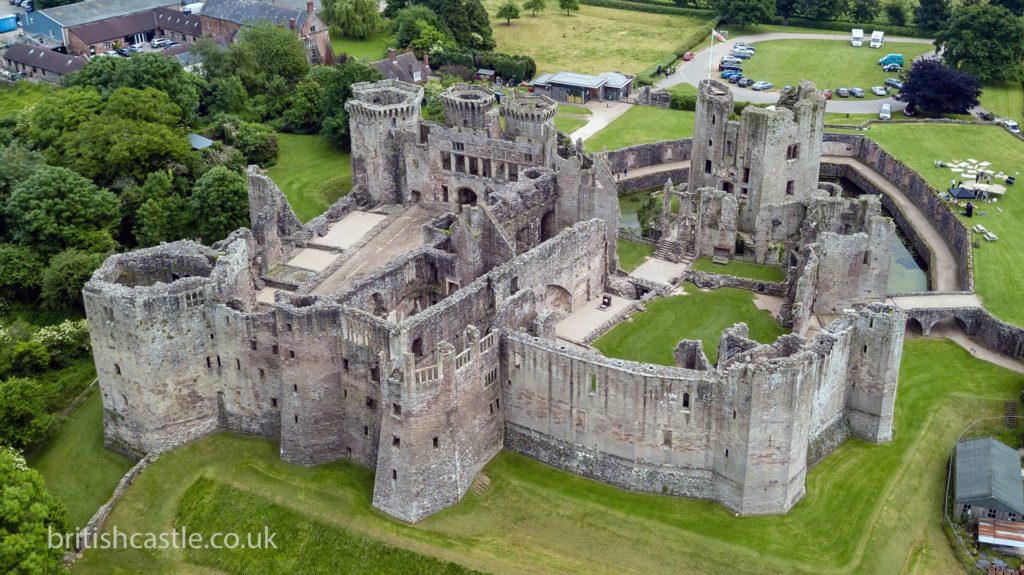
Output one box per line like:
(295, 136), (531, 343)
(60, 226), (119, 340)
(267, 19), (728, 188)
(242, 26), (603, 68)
(886, 293), (983, 336)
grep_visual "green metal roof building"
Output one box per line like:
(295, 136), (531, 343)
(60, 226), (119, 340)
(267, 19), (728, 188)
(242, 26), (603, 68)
(955, 437), (1024, 522)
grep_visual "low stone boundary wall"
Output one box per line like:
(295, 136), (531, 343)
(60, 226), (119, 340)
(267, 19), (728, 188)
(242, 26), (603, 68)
(619, 168), (690, 194)
(685, 270), (788, 297)
(63, 454), (156, 567)
(616, 229), (655, 246)
(602, 138), (692, 174)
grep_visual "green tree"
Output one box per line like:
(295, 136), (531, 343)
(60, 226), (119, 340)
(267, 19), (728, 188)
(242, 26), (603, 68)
(189, 167), (248, 243)
(10, 343), (50, 377)
(991, 0), (1024, 17)
(235, 22), (310, 86)
(283, 79), (327, 133)
(40, 249), (107, 312)
(497, 0), (521, 24)
(319, 61), (383, 149)
(716, 0), (775, 27)
(4, 166), (119, 256)
(795, 0), (848, 20)
(66, 52), (202, 123)
(391, 6), (451, 49)
(323, 0), (383, 39)
(203, 76), (248, 116)
(883, 0), (906, 25)
(414, 0), (495, 49)
(0, 245), (44, 301)
(559, 0), (579, 15)
(775, 0), (798, 21)
(913, 0), (950, 34)
(409, 20), (458, 55)
(103, 86), (182, 126)
(233, 122), (278, 166)
(937, 4), (1024, 82)
(134, 194), (188, 248)
(383, 0), (410, 18)
(850, 0), (879, 21)
(523, 0), (546, 15)
(0, 446), (68, 574)
(0, 143), (42, 197)
(18, 86), (103, 155)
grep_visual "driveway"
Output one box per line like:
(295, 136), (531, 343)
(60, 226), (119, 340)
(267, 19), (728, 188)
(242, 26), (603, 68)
(657, 32), (935, 114)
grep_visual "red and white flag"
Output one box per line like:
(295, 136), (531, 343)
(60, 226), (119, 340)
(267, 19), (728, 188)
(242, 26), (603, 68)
(712, 29), (726, 42)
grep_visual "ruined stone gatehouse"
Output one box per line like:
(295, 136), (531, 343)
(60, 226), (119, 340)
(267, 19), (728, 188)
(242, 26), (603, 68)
(85, 79), (905, 523)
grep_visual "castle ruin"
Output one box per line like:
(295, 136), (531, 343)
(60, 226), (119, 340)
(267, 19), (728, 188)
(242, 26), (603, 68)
(84, 78), (905, 523)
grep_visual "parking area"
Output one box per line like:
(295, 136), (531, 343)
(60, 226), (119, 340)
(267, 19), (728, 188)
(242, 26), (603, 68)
(0, 5), (27, 48)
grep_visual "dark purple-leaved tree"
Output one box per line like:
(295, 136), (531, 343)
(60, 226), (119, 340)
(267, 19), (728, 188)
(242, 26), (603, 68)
(896, 58), (981, 115)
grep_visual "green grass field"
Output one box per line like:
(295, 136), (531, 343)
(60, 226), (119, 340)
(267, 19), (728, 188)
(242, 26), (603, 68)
(864, 123), (1024, 325)
(264, 133), (352, 223)
(484, 0), (711, 75)
(617, 238), (652, 272)
(980, 81), (1024, 120)
(593, 283), (787, 364)
(330, 28), (391, 61)
(0, 81), (53, 119)
(29, 389), (134, 529)
(585, 106), (695, 151)
(68, 339), (1010, 574)
(691, 257), (786, 282)
(554, 114), (587, 134)
(738, 40), (932, 97)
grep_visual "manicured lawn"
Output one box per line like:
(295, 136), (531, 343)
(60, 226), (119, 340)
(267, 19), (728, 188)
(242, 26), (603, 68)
(0, 81), (53, 118)
(593, 283), (787, 364)
(617, 238), (652, 272)
(330, 28), (391, 61)
(864, 123), (1024, 325)
(585, 105), (695, 151)
(265, 133), (352, 223)
(29, 389), (134, 529)
(483, 0), (712, 75)
(738, 40), (932, 97)
(69, 339), (1007, 574)
(557, 103), (590, 116)
(691, 256), (786, 282)
(980, 81), (1024, 120)
(824, 112), (877, 126)
(554, 114), (587, 134)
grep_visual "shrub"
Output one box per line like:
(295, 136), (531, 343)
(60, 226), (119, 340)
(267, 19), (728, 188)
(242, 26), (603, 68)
(31, 319), (91, 364)
(11, 340), (51, 375)
(233, 122), (278, 167)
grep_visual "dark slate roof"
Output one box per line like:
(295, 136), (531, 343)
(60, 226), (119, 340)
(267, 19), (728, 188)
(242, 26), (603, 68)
(2, 42), (87, 75)
(200, 0), (309, 29)
(154, 8), (201, 36)
(956, 437), (1024, 516)
(68, 11), (155, 44)
(370, 51), (430, 85)
(40, 0), (173, 28)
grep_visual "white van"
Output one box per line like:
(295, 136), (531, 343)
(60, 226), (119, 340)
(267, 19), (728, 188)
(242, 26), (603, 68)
(870, 30), (885, 48)
(851, 29), (864, 47)
(879, 103), (892, 120)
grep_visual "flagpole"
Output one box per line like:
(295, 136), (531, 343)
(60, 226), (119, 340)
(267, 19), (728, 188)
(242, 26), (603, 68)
(708, 29), (713, 81)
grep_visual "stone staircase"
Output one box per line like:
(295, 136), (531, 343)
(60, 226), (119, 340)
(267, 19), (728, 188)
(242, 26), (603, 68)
(1005, 401), (1017, 429)
(654, 239), (684, 263)
(471, 473), (492, 495)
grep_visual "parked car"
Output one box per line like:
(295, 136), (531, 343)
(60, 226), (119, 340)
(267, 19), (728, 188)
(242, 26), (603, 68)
(884, 78), (902, 90)
(836, 87), (851, 97)
(737, 77), (754, 88)
(728, 74), (742, 84)
(730, 50), (753, 59)
(819, 89), (832, 99)
(997, 118), (1021, 133)
(850, 87), (865, 98)
(721, 55), (742, 65)
(734, 42), (755, 52)
(751, 81), (773, 91)
(720, 69), (741, 79)
(878, 53), (905, 67)
(718, 61), (742, 71)
(871, 86), (888, 96)
(882, 63), (902, 72)
(116, 47), (134, 57)
(879, 103), (892, 120)
(150, 38), (171, 48)
(130, 42), (146, 50)
(682, 51), (695, 61)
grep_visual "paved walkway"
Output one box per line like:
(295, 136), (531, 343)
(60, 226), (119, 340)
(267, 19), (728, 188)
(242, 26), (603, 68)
(555, 296), (633, 343)
(888, 293), (982, 310)
(659, 32), (934, 114)
(570, 101), (633, 143)
(823, 155), (962, 292)
(621, 160), (691, 181)
(629, 257), (689, 286)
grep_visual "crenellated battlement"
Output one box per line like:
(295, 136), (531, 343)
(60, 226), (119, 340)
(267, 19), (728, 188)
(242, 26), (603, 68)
(345, 79), (423, 123)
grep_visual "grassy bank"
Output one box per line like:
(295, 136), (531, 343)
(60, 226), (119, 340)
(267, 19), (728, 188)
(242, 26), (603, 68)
(691, 257), (786, 282)
(617, 238), (653, 272)
(331, 28), (391, 61)
(265, 133), (352, 223)
(585, 106), (695, 150)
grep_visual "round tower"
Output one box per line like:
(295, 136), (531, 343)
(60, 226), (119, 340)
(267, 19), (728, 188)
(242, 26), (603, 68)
(441, 84), (497, 130)
(501, 91), (557, 141)
(345, 79), (423, 204)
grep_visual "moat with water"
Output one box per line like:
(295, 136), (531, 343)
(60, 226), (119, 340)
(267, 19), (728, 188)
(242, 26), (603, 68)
(617, 187), (929, 294)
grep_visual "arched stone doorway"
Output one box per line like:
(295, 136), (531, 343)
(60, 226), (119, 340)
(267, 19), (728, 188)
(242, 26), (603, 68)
(541, 210), (557, 241)
(457, 187), (477, 207)
(545, 284), (572, 314)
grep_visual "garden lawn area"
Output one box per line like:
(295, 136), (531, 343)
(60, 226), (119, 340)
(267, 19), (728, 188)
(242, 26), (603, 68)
(585, 106), (694, 151)
(265, 133), (352, 223)
(483, 0), (712, 76)
(738, 40), (932, 97)
(864, 123), (1024, 325)
(69, 339), (1007, 574)
(554, 115), (587, 134)
(980, 81), (1024, 120)
(29, 388), (134, 529)
(0, 81), (53, 118)
(617, 238), (652, 272)
(593, 283), (787, 364)
(824, 112), (877, 126)
(691, 257), (786, 282)
(330, 28), (391, 61)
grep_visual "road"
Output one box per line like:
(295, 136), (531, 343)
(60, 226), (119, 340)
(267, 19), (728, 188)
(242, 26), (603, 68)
(657, 32), (935, 114)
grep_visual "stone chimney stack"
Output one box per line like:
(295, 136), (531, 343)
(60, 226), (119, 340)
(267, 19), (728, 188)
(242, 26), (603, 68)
(387, 47), (396, 59)
(306, 0), (314, 14)
(288, 17), (296, 31)
(423, 53), (429, 68)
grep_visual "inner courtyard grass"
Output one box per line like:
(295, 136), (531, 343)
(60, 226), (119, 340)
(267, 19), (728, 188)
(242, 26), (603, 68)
(691, 257), (786, 282)
(0, 81), (53, 118)
(863, 123), (1024, 325)
(68, 339), (1008, 574)
(738, 40), (932, 96)
(585, 106), (695, 151)
(265, 133), (352, 223)
(330, 28), (391, 61)
(553, 114), (587, 134)
(483, 0), (712, 75)
(29, 389), (134, 529)
(593, 283), (787, 364)
(616, 238), (652, 272)
(980, 81), (1024, 120)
